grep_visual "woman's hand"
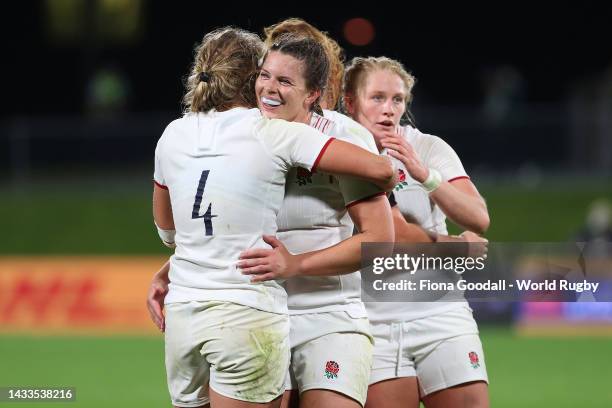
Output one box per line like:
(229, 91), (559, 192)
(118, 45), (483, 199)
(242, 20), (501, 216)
(381, 132), (429, 183)
(459, 230), (489, 259)
(147, 273), (169, 332)
(238, 235), (300, 282)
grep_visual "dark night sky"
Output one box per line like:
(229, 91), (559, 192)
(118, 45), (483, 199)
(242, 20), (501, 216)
(3, 2), (611, 116)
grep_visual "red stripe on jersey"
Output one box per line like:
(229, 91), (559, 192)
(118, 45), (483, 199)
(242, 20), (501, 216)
(153, 180), (168, 190)
(311, 138), (336, 173)
(346, 192), (387, 208)
(448, 175), (470, 183)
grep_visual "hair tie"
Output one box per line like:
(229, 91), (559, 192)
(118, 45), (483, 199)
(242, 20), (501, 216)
(199, 72), (211, 83)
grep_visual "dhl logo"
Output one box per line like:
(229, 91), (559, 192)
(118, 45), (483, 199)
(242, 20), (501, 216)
(0, 257), (166, 334)
(1, 275), (108, 324)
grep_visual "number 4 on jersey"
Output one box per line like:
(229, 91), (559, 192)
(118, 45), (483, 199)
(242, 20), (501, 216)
(192, 170), (217, 236)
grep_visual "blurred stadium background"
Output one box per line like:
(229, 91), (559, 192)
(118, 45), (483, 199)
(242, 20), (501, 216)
(1, 2), (611, 407)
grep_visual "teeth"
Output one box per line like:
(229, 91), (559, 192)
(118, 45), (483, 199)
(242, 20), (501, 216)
(262, 97), (281, 106)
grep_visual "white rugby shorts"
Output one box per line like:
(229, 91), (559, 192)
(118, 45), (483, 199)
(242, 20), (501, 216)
(369, 306), (488, 396)
(285, 311), (373, 406)
(165, 301), (290, 406)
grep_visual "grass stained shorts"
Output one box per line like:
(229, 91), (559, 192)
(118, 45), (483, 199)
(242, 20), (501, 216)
(165, 301), (290, 406)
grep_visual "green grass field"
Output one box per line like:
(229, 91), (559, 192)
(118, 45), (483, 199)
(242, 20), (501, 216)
(3, 182), (612, 254)
(0, 335), (167, 408)
(1, 328), (611, 407)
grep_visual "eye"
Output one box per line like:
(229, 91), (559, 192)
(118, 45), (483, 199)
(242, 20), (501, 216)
(259, 71), (270, 79)
(279, 78), (292, 86)
(372, 95), (384, 102)
(393, 96), (405, 104)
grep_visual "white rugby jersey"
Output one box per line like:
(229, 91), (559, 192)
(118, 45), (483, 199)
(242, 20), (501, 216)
(365, 125), (471, 323)
(154, 107), (333, 314)
(278, 110), (383, 317)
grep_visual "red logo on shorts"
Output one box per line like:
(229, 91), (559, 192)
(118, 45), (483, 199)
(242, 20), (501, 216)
(324, 361), (340, 379)
(468, 351), (480, 368)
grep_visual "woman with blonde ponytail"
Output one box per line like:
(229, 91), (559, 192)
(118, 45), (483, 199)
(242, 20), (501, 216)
(151, 27), (396, 408)
(182, 28), (260, 114)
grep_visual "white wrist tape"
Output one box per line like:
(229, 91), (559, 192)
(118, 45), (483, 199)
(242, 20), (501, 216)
(422, 168), (442, 193)
(155, 223), (176, 248)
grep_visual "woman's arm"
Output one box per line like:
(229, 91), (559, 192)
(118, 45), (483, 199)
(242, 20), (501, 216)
(391, 205), (487, 258)
(148, 184), (173, 332)
(382, 135), (489, 234)
(153, 184), (174, 229)
(391, 206), (436, 243)
(238, 194), (394, 281)
(264, 119), (397, 191)
(153, 184), (177, 247)
(315, 140), (397, 192)
(429, 178), (490, 234)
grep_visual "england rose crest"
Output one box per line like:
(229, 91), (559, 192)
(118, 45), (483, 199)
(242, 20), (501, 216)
(468, 351), (480, 368)
(398, 168), (406, 182)
(324, 361), (340, 379)
(394, 169), (409, 191)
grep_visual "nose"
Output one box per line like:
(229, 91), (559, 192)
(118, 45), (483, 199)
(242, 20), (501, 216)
(264, 87), (279, 98)
(263, 78), (280, 94)
(382, 99), (395, 117)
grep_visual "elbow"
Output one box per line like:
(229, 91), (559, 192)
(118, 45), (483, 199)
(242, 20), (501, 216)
(466, 198), (490, 235)
(472, 212), (490, 235)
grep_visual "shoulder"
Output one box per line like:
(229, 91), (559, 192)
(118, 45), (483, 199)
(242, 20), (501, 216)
(215, 107), (259, 128)
(157, 116), (186, 148)
(260, 115), (311, 135)
(163, 112), (205, 136)
(165, 116), (188, 132)
(404, 125), (456, 158)
(404, 125), (467, 177)
(323, 110), (377, 152)
(256, 114), (319, 152)
(323, 110), (365, 139)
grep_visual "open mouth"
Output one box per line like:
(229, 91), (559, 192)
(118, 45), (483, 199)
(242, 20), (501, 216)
(377, 120), (394, 127)
(261, 96), (282, 108)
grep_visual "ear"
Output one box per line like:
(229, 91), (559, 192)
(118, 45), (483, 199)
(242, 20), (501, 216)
(344, 93), (355, 115)
(305, 89), (321, 108)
